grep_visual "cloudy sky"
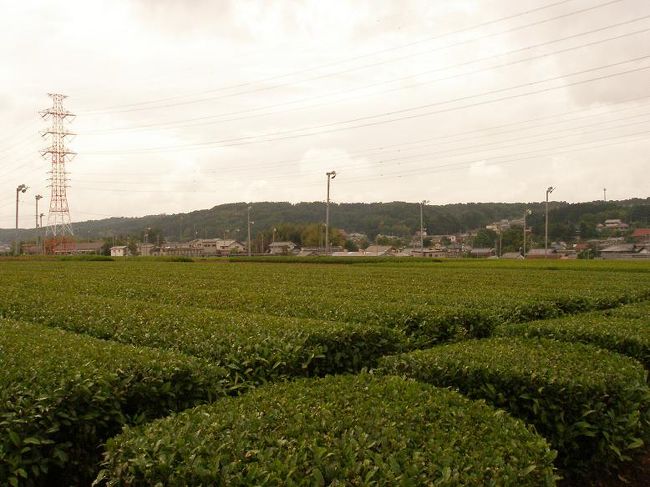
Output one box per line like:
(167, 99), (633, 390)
(1, 0), (649, 229)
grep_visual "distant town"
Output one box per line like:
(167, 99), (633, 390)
(4, 215), (648, 260)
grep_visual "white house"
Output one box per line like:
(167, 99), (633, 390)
(110, 246), (129, 257)
(268, 241), (297, 255)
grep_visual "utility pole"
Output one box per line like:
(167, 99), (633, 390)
(247, 205), (254, 257)
(35, 194), (42, 228)
(523, 209), (532, 258)
(15, 184), (28, 255)
(545, 186), (555, 259)
(39, 213), (45, 254)
(40, 94), (75, 251)
(325, 171), (336, 255)
(420, 200), (429, 253)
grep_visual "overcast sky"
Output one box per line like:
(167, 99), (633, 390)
(1, 0), (649, 229)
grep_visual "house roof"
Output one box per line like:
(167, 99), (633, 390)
(601, 244), (637, 253)
(632, 228), (650, 237)
(269, 241), (296, 247)
(364, 245), (394, 254)
(470, 248), (494, 254)
(110, 246), (128, 250)
(527, 248), (554, 256)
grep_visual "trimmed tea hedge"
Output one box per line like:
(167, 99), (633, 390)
(96, 374), (556, 486)
(378, 337), (650, 476)
(2, 260), (649, 347)
(495, 301), (650, 368)
(0, 289), (404, 391)
(0, 319), (227, 486)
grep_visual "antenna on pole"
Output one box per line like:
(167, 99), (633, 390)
(40, 93), (76, 253)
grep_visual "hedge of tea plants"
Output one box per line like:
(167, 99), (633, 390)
(0, 287), (404, 392)
(377, 337), (650, 476)
(96, 374), (557, 486)
(0, 319), (227, 486)
(495, 301), (650, 368)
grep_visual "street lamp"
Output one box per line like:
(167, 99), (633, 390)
(545, 186), (555, 258)
(15, 184), (28, 256)
(523, 208), (532, 258)
(247, 205), (254, 257)
(39, 213), (45, 255)
(420, 200), (429, 253)
(35, 194), (42, 228)
(325, 171), (336, 255)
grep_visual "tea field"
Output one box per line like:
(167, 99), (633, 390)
(1, 258), (649, 485)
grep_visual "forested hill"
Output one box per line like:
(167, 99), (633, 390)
(3, 198), (649, 243)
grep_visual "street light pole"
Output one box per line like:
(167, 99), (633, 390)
(325, 171), (336, 255)
(35, 194), (42, 229)
(420, 200), (429, 253)
(39, 213), (45, 255)
(247, 205), (254, 257)
(545, 186), (555, 259)
(523, 209), (532, 258)
(15, 184), (28, 256)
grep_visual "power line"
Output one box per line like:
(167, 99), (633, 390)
(80, 15), (650, 135)
(73, 104), (650, 183)
(77, 0), (581, 114)
(84, 56), (650, 155)
(79, 0), (621, 116)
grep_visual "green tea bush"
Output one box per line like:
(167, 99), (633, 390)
(0, 319), (227, 486)
(57, 255), (114, 261)
(378, 337), (650, 476)
(2, 261), (649, 346)
(96, 374), (556, 486)
(0, 290), (404, 391)
(495, 302), (650, 368)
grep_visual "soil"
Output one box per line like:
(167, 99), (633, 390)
(559, 449), (650, 486)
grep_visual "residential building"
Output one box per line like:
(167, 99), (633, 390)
(363, 245), (397, 256)
(110, 246), (130, 257)
(600, 244), (648, 260)
(632, 228), (650, 243)
(268, 241), (297, 255)
(469, 248), (495, 258)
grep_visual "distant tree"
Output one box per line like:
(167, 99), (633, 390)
(344, 239), (358, 252)
(127, 238), (139, 256)
(472, 229), (497, 248)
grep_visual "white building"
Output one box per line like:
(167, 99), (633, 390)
(110, 246), (129, 257)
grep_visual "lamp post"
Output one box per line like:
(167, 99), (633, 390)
(325, 171), (336, 255)
(419, 200), (429, 253)
(247, 206), (254, 257)
(35, 194), (42, 228)
(523, 209), (532, 258)
(39, 213), (45, 255)
(545, 186), (555, 259)
(15, 184), (28, 256)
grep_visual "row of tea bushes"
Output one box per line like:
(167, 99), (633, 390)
(2, 261), (649, 343)
(377, 337), (650, 477)
(495, 301), (650, 368)
(1, 277), (646, 352)
(0, 319), (227, 486)
(96, 374), (557, 486)
(0, 288), (404, 392)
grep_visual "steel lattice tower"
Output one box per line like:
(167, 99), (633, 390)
(40, 93), (76, 240)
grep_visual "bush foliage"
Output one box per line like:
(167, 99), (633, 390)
(0, 320), (226, 486)
(495, 301), (650, 368)
(378, 337), (650, 476)
(0, 290), (404, 391)
(97, 374), (556, 486)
